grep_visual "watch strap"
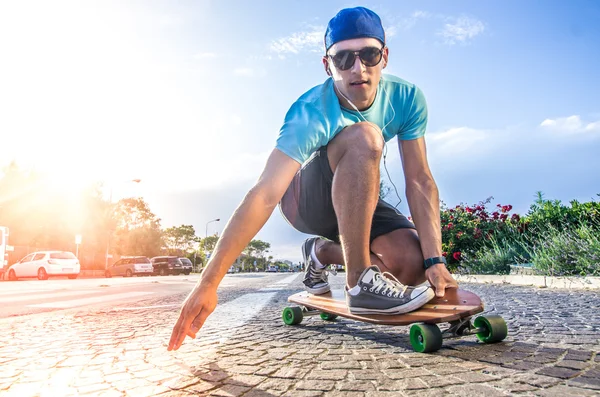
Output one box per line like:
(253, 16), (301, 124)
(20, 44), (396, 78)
(424, 256), (447, 269)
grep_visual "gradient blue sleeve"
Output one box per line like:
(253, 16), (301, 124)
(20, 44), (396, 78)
(398, 86), (428, 140)
(275, 101), (323, 164)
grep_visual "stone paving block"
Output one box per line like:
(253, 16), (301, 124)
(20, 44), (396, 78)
(124, 384), (173, 396)
(453, 371), (500, 383)
(487, 379), (538, 393)
(419, 375), (464, 388)
(427, 364), (471, 376)
(348, 370), (386, 382)
(535, 384), (599, 396)
(567, 376), (600, 390)
(163, 375), (202, 390)
(320, 360), (362, 370)
(565, 350), (594, 361)
(382, 367), (430, 380)
(223, 374), (268, 387)
(243, 389), (284, 397)
(536, 366), (582, 379)
(183, 379), (219, 394)
(306, 370), (348, 381)
(76, 382), (112, 395)
(199, 370), (230, 383)
(515, 373), (563, 388)
(446, 383), (507, 396)
(365, 391), (408, 397)
(335, 380), (375, 391)
(295, 380), (336, 391)
(556, 360), (591, 370)
(377, 378), (428, 391)
(208, 384), (251, 396)
(324, 391), (365, 397)
(271, 366), (311, 379)
(255, 378), (296, 392)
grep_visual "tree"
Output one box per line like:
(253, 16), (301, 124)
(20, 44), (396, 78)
(163, 225), (199, 255)
(242, 239), (271, 271)
(111, 198), (163, 257)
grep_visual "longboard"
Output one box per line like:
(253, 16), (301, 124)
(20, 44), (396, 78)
(283, 288), (507, 352)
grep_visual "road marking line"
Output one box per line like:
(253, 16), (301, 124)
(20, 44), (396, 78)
(3, 290), (102, 303)
(111, 304), (180, 311)
(272, 274), (300, 286)
(27, 291), (155, 308)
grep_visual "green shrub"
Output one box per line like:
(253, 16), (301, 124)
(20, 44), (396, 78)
(524, 222), (600, 276)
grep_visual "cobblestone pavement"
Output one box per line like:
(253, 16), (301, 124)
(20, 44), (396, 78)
(0, 277), (598, 396)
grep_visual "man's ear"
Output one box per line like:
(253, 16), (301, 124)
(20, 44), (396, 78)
(322, 56), (332, 76)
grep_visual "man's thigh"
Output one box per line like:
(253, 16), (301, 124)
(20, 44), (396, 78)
(279, 147), (339, 241)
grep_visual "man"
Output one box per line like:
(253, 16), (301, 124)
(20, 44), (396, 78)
(168, 6), (457, 351)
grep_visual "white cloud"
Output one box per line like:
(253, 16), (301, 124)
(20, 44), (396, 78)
(439, 16), (485, 45)
(194, 52), (218, 59)
(540, 115), (600, 134)
(233, 68), (255, 76)
(269, 25), (324, 55)
(396, 10), (431, 31)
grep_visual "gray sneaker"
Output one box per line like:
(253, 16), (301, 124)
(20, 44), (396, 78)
(346, 265), (434, 315)
(302, 237), (331, 295)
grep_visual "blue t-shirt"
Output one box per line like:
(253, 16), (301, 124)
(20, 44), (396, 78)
(276, 74), (428, 164)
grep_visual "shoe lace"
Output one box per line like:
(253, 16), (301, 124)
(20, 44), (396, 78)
(306, 263), (336, 283)
(370, 271), (408, 298)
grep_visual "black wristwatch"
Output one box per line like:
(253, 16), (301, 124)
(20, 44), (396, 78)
(424, 256), (447, 270)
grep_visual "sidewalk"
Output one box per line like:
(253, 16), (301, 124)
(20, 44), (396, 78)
(0, 277), (598, 396)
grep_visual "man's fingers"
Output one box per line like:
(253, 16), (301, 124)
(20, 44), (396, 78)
(168, 307), (196, 351)
(434, 281), (446, 297)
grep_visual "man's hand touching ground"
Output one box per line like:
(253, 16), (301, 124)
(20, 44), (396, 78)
(168, 284), (218, 351)
(425, 264), (458, 298)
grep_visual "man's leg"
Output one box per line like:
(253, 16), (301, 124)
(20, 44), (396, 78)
(313, 229), (426, 286)
(325, 122), (384, 287)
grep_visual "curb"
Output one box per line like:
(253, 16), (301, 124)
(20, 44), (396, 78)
(454, 274), (600, 290)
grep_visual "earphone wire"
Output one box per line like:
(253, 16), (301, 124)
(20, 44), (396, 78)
(334, 77), (403, 208)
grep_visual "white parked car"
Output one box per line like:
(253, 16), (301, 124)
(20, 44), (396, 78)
(7, 251), (80, 281)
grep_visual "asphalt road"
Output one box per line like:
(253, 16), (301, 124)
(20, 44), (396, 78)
(0, 273), (292, 318)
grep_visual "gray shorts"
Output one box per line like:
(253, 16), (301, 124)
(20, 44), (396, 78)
(279, 146), (415, 243)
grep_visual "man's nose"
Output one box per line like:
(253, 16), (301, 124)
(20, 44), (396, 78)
(350, 54), (366, 73)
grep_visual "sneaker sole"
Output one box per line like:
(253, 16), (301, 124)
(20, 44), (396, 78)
(348, 287), (435, 315)
(305, 284), (331, 295)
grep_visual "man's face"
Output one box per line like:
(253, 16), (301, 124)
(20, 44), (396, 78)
(322, 37), (388, 111)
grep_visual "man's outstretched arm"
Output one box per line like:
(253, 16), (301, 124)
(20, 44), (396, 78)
(398, 138), (458, 297)
(168, 148), (300, 351)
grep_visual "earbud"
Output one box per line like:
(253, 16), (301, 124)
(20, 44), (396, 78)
(326, 67), (332, 76)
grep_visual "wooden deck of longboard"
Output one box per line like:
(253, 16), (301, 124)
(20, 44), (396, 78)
(288, 288), (484, 325)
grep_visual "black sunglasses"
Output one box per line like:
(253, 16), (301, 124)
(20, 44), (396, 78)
(328, 46), (384, 71)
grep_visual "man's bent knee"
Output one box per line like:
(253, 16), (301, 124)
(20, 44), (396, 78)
(327, 122), (384, 171)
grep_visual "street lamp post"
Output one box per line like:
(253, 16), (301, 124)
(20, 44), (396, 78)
(105, 179), (141, 270)
(203, 218), (220, 269)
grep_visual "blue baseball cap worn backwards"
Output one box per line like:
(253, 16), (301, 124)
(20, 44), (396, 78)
(324, 7), (385, 52)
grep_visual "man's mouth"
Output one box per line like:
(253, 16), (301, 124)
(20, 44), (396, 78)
(350, 80), (368, 86)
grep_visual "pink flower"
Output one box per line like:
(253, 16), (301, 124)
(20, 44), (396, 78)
(456, 231), (464, 238)
(442, 252), (447, 257)
(492, 212), (500, 220)
(511, 213), (520, 222)
(447, 223), (454, 229)
(453, 252), (462, 261)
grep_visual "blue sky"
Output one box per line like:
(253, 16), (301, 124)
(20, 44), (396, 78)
(1, 1), (599, 262)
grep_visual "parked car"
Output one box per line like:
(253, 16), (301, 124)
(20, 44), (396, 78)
(150, 256), (184, 276)
(7, 251), (80, 281)
(105, 256), (153, 278)
(178, 257), (193, 275)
